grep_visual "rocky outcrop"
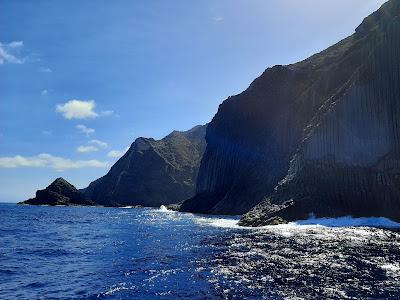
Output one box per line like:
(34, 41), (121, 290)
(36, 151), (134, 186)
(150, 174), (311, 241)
(82, 125), (206, 207)
(20, 178), (93, 206)
(181, 0), (400, 224)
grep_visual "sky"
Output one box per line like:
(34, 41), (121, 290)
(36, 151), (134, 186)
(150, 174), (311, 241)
(0, 0), (388, 202)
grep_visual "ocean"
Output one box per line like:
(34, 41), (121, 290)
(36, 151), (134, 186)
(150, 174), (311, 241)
(1, 203), (400, 299)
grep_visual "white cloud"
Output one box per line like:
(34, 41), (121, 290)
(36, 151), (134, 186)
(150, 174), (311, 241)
(56, 100), (114, 120)
(8, 41), (23, 48)
(107, 147), (130, 158)
(89, 139), (108, 149)
(56, 100), (99, 120)
(210, 7), (224, 23)
(41, 89), (49, 96)
(213, 15), (224, 22)
(107, 150), (123, 158)
(0, 153), (109, 171)
(38, 67), (52, 73)
(76, 124), (95, 135)
(77, 140), (108, 154)
(100, 110), (114, 116)
(76, 145), (99, 153)
(0, 41), (25, 65)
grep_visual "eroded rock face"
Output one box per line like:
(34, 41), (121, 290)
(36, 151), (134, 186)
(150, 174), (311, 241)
(82, 125), (206, 207)
(21, 178), (93, 206)
(181, 0), (400, 224)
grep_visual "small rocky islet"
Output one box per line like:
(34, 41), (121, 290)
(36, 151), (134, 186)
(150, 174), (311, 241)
(22, 0), (400, 227)
(22, 177), (93, 206)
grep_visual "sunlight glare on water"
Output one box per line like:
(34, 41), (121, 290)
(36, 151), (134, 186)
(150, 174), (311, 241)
(1, 203), (399, 299)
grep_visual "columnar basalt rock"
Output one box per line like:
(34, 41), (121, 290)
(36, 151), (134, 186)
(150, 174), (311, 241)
(179, 0), (400, 225)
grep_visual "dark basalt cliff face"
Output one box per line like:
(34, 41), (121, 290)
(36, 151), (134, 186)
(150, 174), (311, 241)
(82, 125), (206, 207)
(181, 0), (400, 224)
(21, 178), (93, 206)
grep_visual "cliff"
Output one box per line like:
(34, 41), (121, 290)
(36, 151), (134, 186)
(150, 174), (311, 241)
(21, 178), (93, 206)
(82, 125), (206, 207)
(180, 0), (400, 224)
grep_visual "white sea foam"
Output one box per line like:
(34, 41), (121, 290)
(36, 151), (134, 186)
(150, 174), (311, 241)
(201, 218), (242, 229)
(159, 205), (174, 213)
(196, 215), (400, 230)
(294, 216), (400, 229)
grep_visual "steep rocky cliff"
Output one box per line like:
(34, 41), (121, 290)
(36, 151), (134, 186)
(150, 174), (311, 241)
(21, 178), (93, 206)
(181, 0), (400, 223)
(82, 125), (206, 207)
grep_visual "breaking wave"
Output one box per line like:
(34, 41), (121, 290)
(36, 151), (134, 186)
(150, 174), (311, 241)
(159, 205), (174, 212)
(294, 216), (400, 228)
(198, 215), (400, 230)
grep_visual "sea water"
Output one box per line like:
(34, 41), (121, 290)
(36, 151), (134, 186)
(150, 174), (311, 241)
(1, 203), (400, 299)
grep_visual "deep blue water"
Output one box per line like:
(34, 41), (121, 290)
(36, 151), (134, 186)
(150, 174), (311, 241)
(1, 203), (400, 299)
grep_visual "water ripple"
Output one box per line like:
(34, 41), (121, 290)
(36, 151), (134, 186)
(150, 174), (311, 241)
(0, 203), (399, 299)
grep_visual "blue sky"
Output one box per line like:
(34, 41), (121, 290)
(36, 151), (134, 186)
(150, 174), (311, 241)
(0, 0), (387, 202)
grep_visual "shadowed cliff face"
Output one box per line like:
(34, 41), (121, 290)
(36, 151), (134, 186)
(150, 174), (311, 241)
(240, 1), (400, 226)
(82, 125), (206, 207)
(21, 178), (93, 206)
(181, 0), (400, 222)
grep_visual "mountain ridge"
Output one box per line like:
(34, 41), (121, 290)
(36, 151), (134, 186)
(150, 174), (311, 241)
(82, 124), (206, 207)
(22, 125), (206, 207)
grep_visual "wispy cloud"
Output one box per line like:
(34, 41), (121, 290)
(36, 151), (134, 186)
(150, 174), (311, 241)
(7, 41), (23, 48)
(0, 41), (26, 65)
(56, 100), (99, 120)
(89, 139), (108, 149)
(76, 145), (99, 153)
(41, 130), (52, 136)
(107, 147), (130, 158)
(76, 124), (95, 136)
(0, 153), (109, 171)
(41, 89), (49, 96)
(38, 67), (52, 73)
(100, 110), (114, 117)
(77, 139), (108, 153)
(210, 7), (224, 23)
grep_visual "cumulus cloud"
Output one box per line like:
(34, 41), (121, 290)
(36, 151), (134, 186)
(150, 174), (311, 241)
(107, 147), (130, 158)
(89, 139), (108, 149)
(56, 100), (99, 120)
(0, 153), (109, 171)
(76, 124), (95, 136)
(56, 100), (114, 120)
(0, 41), (26, 65)
(76, 145), (99, 153)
